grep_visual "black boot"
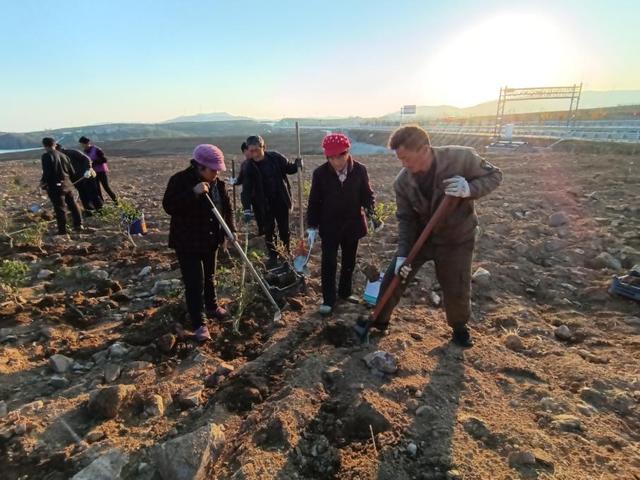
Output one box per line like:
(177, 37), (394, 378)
(452, 328), (474, 348)
(266, 252), (279, 270)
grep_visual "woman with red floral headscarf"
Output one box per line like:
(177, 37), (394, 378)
(306, 133), (378, 315)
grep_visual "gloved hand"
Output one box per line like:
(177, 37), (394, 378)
(368, 216), (384, 233)
(295, 157), (304, 169)
(307, 228), (318, 243)
(227, 177), (239, 186)
(443, 176), (470, 198)
(89, 168), (97, 178)
(243, 210), (254, 224)
(394, 256), (411, 279)
(83, 170), (92, 179)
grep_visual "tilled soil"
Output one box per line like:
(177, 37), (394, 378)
(0, 148), (639, 480)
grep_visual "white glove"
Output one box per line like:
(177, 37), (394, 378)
(228, 177), (238, 185)
(89, 168), (97, 178)
(83, 170), (92, 179)
(307, 228), (318, 243)
(443, 176), (471, 198)
(394, 257), (411, 279)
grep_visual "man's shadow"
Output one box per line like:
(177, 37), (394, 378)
(376, 343), (466, 479)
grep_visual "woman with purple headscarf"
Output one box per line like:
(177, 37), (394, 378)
(162, 144), (235, 342)
(78, 136), (118, 203)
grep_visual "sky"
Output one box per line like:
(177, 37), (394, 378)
(1, 0), (638, 132)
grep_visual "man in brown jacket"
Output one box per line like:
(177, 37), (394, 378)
(372, 125), (502, 347)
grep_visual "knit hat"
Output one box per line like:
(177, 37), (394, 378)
(193, 144), (226, 171)
(322, 133), (351, 157)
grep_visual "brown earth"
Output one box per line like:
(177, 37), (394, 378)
(0, 145), (639, 480)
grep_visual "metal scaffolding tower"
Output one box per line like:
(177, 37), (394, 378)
(493, 83), (582, 137)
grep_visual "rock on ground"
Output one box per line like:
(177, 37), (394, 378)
(554, 325), (573, 341)
(88, 384), (136, 419)
(504, 333), (524, 351)
(48, 354), (74, 373)
(548, 211), (569, 227)
(104, 363), (122, 383)
(363, 351), (399, 374)
(71, 449), (129, 480)
(153, 423), (225, 480)
(508, 450), (537, 468)
(593, 252), (622, 270)
(472, 267), (492, 287)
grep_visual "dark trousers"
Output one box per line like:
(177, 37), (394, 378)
(96, 171), (117, 203)
(264, 202), (290, 258)
(76, 178), (103, 212)
(176, 249), (219, 329)
(376, 239), (475, 331)
(48, 189), (82, 234)
(321, 235), (359, 307)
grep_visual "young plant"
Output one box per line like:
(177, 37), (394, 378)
(0, 259), (29, 301)
(371, 201), (397, 226)
(302, 179), (312, 198)
(12, 220), (48, 252)
(97, 199), (142, 248)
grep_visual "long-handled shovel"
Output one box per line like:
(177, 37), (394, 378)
(296, 121), (304, 239)
(204, 194), (283, 323)
(353, 196), (460, 342)
(293, 122), (307, 261)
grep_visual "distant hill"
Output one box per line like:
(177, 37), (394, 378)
(0, 132), (42, 149)
(163, 112), (253, 123)
(384, 90), (640, 119)
(0, 120), (271, 150)
(3, 90), (639, 150)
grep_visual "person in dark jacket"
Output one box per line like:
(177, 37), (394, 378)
(40, 137), (83, 234)
(79, 136), (118, 203)
(229, 142), (255, 218)
(240, 135), (302, 267)
(162, 144), (235, 342)
(232, 142), (251, 186)
(307, 133), (377, 315)
(56, 144), (103, 214)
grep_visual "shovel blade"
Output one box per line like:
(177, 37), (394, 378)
(293, 255), (307, 273)
(273, 309), (284, 326)
(353, 314), (373, 344)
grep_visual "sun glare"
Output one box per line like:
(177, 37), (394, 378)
(419, 12), (586, 106)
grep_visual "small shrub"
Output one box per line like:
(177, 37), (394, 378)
(0, 259), (29, 298)
(12, 220), (48, 251)
(371, 202), (396, 225)
(97, 199), (142, 247)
